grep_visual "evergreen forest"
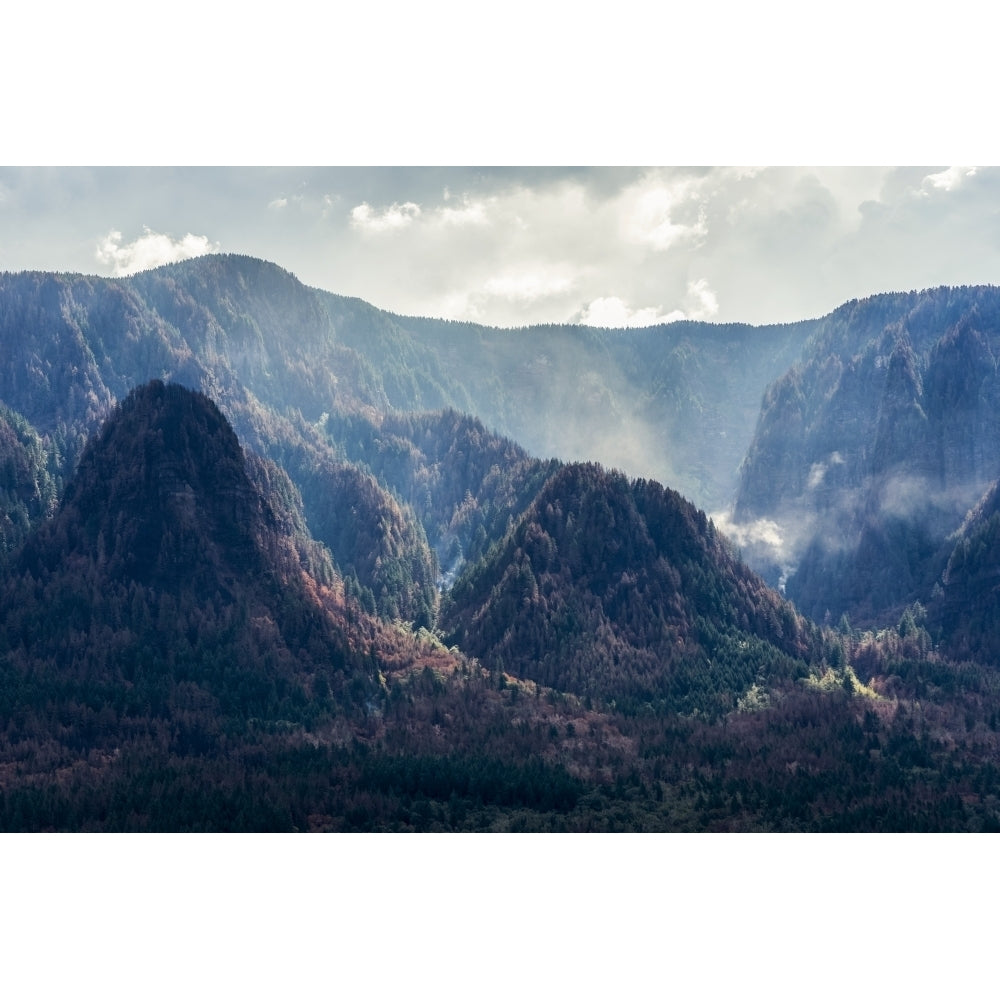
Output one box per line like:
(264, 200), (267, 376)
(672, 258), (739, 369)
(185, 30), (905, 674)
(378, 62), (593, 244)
(2, 255), (1000, 830)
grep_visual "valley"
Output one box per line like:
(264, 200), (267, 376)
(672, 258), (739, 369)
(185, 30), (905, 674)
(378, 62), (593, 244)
(2, 254), (1000, 830)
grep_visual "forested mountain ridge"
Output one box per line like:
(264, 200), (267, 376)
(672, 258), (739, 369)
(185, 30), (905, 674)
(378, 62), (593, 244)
(442, 462), (818, 716)
(0, 252), (811, 631)
(0, 254), (811, 514)
(0, 383), (385, 801)
(0, 403), (60, 556)
(0, 382), (651, 830)
(5, 379), (999, 832)
(383, 311), (811, 508)
(932, 478), (1000, 662)
(5, 381), (382, 703)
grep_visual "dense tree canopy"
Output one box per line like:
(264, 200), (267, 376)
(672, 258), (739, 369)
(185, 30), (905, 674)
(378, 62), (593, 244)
(1, 261), (1000, 830)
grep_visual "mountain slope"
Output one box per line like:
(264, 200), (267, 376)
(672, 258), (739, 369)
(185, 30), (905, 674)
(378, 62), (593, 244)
(0, 381), (650, 830)
(731, 285), (1000, 622)
(1, 278), (999, 828)
(319, 407), (561, 579)
(2, 381), (385, 721)
(932, 478), (1000, 662)
(0, 403), (59, 559)
(0, 254), (810, 522)
(386, 312), (810, 508)
(443, 462), (819, 716)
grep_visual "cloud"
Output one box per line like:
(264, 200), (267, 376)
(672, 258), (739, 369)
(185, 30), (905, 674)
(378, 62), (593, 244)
(320, 166), (1000, 329)
(351, 193), (490, 232)
(714, 505), (824, 593)
(350, 201), (421, 232)
(482, 265), (576, 304)
(576, 280), (719, 328)
(438, 197), (491, 228)
(577, 296), (683, 328)
(682, 278), (719, 320)
(269, 192), (315, 213)
(622, 175), (709, 251)
(17, 165), (1000, 337)
(95, 227), (219, 276)
(923, 166), (977, 193)
(808, 451), (845, 490)
(714, 511), (786, 554)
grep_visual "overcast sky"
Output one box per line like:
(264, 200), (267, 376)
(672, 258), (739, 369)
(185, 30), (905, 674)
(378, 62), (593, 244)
(2, 165), (999, 328)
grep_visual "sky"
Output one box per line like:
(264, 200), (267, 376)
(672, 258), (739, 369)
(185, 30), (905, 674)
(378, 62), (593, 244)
(5, 5), (1000, 330)
(2, 165), (1000, 328)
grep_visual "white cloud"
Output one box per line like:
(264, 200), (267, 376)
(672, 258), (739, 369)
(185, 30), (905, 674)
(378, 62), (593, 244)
(483, 266), (576, 304)
(95, 227), (219, 276)
(807, 451), (845, 490)
(807, 462), (826, 490)
(268, 196), (289, 210)
(438, 198), (490, 227)
(430, 290), (484, 322)
(351, 195), (489, 233)
(578, 296), (683, 328)
(350, 201), (421, 232)
(321, 166), (1000, 329)
(713, 511), (786, 554)
(923, 166), (977, 193)
(682, 278), (719, 320)
(622, 175), (709, 251)
(576, 278), (718, 328)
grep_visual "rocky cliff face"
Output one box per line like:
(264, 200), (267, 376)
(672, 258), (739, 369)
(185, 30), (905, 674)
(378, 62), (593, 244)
(731, 286), (1000, 622)
(930, 478), (1000, 662)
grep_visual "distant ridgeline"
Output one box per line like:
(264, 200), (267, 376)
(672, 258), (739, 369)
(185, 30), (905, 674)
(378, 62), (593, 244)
(0, 254), (810, 509)
(1, 258), (1000, 830)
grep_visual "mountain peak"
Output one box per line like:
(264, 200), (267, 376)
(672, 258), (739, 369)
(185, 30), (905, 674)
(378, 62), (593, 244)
(21, 379), (265, 592)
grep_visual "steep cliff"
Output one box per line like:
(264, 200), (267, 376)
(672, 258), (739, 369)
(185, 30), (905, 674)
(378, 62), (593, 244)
(732, 286), (1000, 622)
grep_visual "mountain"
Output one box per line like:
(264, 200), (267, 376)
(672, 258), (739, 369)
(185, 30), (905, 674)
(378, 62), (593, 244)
(0, 402), (60, 558)
(731, 285), (1000, 622)
(931, 478), (1000, 662)
(4, 260), (1000, 830)
(8, 381), (996, 832)
(443, 462), (819, 716)
(2, 381), (385, 725)
(0, 254), (809, 517)
(0, 382), (653, 830)
(318, 407), (560, 580)
(381, 312), (811, 509)
(0, 253), (814, 633)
